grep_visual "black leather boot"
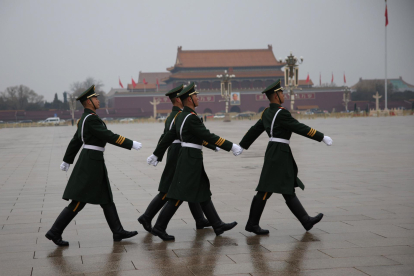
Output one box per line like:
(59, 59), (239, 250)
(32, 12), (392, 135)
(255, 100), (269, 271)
(138, 193), (167, 233)
(188, 202), (211, 229)
(284, 194), (323, 231)
(200, 199), (237, 236)
(151, 200), (180, 241)
(45, 207), (77, 246)
(245, 196), (269, 235)
(102, 203), (138, 241)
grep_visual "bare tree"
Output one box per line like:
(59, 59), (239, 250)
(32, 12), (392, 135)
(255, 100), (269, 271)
(69, 77), (106, 108)
(0, 85), (44, 110)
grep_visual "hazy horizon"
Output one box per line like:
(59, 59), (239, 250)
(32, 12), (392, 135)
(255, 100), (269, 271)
(1, 0), (413, 101)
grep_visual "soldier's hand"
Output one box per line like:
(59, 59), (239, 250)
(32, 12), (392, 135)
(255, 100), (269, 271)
(231, 144), (243, 156)
(322, 136), (333, 146)
(60, 162), (70, 171)
(215, 147), (221, 152)
(147, 154), (158, 166)
(132, 141), (142, 150)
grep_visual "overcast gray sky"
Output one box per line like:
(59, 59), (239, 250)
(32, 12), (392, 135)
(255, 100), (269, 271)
(1, 0), (413, 101)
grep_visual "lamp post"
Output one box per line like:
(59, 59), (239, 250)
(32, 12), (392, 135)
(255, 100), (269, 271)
(68, 93), (77, 126)
(342, 86), (351, 112)
(217, 70), (235, 122)
(278, 52), (303, 111)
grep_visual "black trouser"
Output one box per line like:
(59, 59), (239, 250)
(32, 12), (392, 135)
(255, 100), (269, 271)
(255, 191), (295, 201)
(67, 200), (113, 213)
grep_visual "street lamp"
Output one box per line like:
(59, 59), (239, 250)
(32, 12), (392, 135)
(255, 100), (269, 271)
(278, 52), (303, 111)
(68, 93), (77, 126)
(342, 86), (351, 112)
(217, 70), (235, 122)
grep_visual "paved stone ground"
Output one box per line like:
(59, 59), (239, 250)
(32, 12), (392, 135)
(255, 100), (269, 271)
(0, 116), (413, 276)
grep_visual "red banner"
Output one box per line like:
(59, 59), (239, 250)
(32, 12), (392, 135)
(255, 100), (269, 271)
(154, 95), (216, 103)
(256, 93), (315, 101)
(295, 93), (315, 100)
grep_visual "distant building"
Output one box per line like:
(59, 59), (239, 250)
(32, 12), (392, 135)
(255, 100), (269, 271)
(106, 46), (394, 118)
(160, 45), (285, 91)
(351, 76), (414, 92)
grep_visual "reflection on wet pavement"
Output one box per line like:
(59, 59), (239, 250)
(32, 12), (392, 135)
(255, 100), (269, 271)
(1, 117), (413, 275)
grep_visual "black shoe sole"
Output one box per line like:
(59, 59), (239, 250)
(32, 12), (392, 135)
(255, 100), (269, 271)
(151, 229), (175, 241)
(214, 222), (238, 236)
(113, 231), (138, 242)
(304, 214), (324, 231)
(45, 233), (69, 246)
(245, 228), (269, 235)
(137, 217), (152, 233)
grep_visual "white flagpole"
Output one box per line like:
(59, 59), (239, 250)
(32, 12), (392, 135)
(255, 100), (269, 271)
(385, 0), (388, 110)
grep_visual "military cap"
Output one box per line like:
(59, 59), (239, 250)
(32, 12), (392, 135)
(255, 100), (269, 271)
(261, 79), (283, 96)
(177, 82), (199, 100)
(76, 85), (100, 101)
(165, 84), (184, 99)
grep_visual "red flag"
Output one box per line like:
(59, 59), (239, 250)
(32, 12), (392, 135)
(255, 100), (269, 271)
(131, 77), (137, 89)
(156, 78), (159, 88)
(385, 3), (388, 26)
(143, 78), (148, 85)
(331, 72), (334, 84)
(319, 72), (321, 86)
(119, 77), (124, 88)
(344, 73), (346, 84)
(305, 73), (310, 83)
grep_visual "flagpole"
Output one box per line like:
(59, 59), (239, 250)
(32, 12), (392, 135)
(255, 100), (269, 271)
(385, 1), (388, 110)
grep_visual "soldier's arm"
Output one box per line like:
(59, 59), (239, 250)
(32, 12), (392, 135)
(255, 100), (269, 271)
(157, 117), (169, 144)
(87, 117), (133, 149)
(202, 141), (218, 151)
(239, 118), (265, 150)
(62, 131), (83, 164)
(279, 110), (324, 142)
(153, 126), (177, 162)
(188, 116), (233, 151)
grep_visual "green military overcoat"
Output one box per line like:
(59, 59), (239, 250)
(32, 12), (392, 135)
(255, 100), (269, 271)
(157, 106), (217, 193)
(240, 103), (324, 195)
(62, 108), (133, 204)
(157, 106), (182, 193)
(154, 106), (232, 203)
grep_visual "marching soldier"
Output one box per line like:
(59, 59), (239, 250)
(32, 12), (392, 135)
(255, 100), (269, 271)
(138, 85), (215, 232)
(239, 80), (333, 235)
(45, 85), (141, 246)
(146, 82), (243, 241)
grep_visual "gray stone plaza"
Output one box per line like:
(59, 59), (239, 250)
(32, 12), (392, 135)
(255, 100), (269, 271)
(0, 116), (413, 276)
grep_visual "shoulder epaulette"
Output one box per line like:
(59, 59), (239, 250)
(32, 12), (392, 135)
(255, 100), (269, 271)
(260, 108), (269, 120)
(191, 112), (196, 115)
(279, 107), (285, 109)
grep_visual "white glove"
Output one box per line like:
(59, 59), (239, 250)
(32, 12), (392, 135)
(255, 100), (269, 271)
(231, 144), (243, 156)
(60, 162), (70, 171)
(132, 141), (142, 150)
(215, 147), (221, 152)
(147, 154), (159, 166)
(322, 136), (333, 146)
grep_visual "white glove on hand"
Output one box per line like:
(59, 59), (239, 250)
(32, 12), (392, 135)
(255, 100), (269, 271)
(132, 141), (142, 150)
(215, 147), (221, 152)
(231, 144), (243, 156)
(322, 136), (333, 146)
(60, 162), (70, 171)
(147, 154), (159, 166)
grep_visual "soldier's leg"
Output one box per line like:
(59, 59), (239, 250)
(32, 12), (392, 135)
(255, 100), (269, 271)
(101, 202), (138, 241)
(45, 201), (86, 246)
(245, 191), (272, 235)
(283, 193), (323, 231)
(188, 202), (211, 229)
(138, 192), (168, 233)
(152, 199), (183, 241)
(200, 199), (237, 236)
